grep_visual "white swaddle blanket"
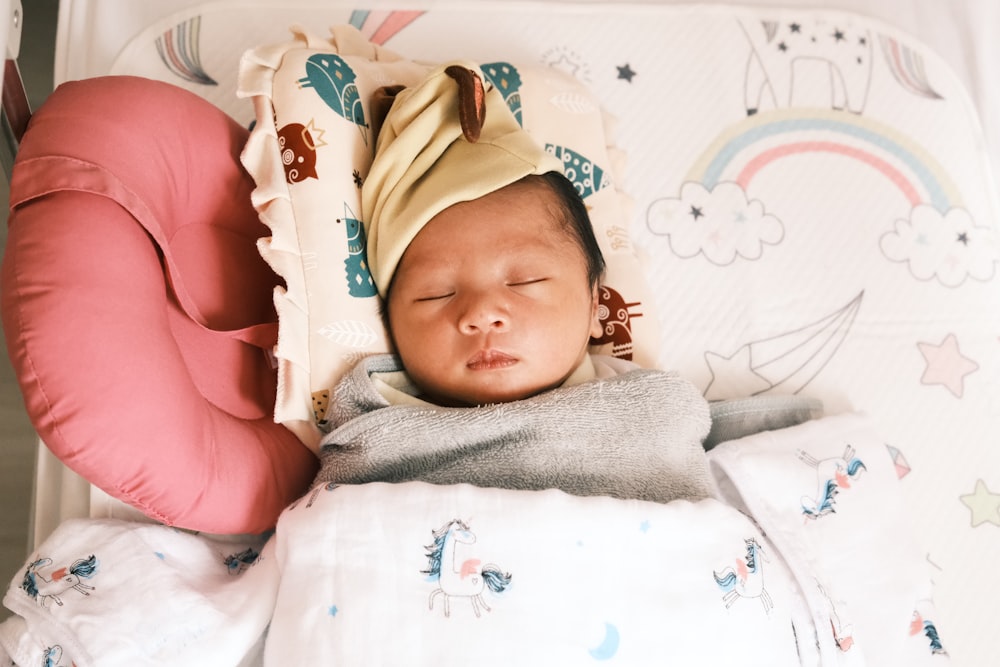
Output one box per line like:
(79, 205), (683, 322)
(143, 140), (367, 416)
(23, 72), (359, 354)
(0, 414), (946, 666)
(265, 482), (806, 665)
(0, 486), (808, 666)
(0, 520), (275, 666)
(709, 412), (950, 665)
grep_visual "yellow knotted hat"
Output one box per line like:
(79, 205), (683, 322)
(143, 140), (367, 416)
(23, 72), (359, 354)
(362, 61), (563, 297)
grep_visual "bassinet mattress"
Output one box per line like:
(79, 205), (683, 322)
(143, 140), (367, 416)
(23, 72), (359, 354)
(46, 1), (1000, 663)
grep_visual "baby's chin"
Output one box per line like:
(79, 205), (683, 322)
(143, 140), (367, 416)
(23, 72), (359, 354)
(430, 376), (565, 407)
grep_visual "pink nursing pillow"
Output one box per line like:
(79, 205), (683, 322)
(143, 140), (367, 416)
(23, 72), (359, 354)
(1, 76), (317, 534)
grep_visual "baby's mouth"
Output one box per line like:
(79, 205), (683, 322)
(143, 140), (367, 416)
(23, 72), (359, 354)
(467, 349), (518, 371)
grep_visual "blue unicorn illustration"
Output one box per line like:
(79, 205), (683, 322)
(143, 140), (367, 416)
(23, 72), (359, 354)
(713, 537), (772, 613)
(22, 555), (98, 608)
(422, 519), (512, 618)
(42, 644), (70, 667)
(288, 481), (340, 511)
(799, 444), (867, 519)
(911, 609), (948, 656)
(224, 547), (260, 575)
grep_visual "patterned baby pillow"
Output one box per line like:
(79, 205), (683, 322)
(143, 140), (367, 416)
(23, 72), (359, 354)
(239, 25), (658, 451)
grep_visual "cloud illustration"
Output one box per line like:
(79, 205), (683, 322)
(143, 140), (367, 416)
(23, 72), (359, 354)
(646, 182), (784, 265)
(880, 205), (999, 286)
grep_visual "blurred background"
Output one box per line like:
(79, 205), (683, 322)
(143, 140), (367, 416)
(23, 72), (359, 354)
(1, 0), (59, 617)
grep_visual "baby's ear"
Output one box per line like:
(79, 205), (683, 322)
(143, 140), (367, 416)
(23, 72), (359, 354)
(589, 284), (604, 339)
(370, 85), (406, 146)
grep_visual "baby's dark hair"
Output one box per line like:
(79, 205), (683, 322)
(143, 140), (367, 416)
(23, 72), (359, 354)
(528, 170), (606, 288)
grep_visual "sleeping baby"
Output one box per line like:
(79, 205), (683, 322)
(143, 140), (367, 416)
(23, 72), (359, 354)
(0, 61), (947, 667)
(301, 63), (947, 665)
(313, 62), (717, 504)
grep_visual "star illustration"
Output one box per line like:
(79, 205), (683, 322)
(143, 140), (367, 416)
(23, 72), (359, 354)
(548, 53), (580, 76)
(917, 333), (979, 397)
(616, 63), (636, 82)
(689, 204), (704, 220)
(543, 47), (592, 81)
(960, 480), (1000, 527)
(328, 604), (340, 617)
(704, 345), (773, 400)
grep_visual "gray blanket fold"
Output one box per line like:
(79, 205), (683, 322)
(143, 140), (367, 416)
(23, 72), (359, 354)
(316, 354), (714, 504)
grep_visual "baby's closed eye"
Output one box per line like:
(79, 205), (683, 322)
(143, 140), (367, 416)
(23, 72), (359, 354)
(507, 277), (548, 287)
(414, 290), (455, 302)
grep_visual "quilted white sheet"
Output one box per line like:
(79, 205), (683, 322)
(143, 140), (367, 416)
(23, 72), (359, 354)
(43, 1), (1000, 664)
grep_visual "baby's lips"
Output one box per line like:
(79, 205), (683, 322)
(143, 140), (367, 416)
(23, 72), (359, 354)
(467, 349), (518, 370)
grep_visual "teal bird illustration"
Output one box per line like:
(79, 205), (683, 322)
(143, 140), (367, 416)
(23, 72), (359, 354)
(339, 204), (377, 298)
(546, 145), (609, 199)
(482, 62), (523, 126)
(298, 54), (368, 144)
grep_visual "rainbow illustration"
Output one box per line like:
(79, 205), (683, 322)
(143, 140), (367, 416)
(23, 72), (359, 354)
(686, 108), (962, 214)
(349, 10), (425, 45)
(155, 16), (217, 86)
(879, 35), (943, 100)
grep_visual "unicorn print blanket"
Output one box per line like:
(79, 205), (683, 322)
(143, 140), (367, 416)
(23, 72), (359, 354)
(0, 414), (947, 666)
(268, 412), (947, 665)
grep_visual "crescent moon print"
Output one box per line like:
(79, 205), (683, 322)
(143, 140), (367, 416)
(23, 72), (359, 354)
(703, 291), (862, 400)
(588, 622), (621, 660)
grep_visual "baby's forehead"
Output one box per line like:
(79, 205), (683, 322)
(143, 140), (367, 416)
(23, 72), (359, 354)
(422, 191), (569, 245)
(396, 201), (572, 269)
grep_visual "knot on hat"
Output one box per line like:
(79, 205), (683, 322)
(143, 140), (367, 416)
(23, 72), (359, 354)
(444, 65), (486, 143)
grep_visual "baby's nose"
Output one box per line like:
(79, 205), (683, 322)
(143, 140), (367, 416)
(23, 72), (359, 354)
(458, 292), (510, 333)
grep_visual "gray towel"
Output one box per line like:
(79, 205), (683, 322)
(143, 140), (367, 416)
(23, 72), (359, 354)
(316, 354), (714, 503)
(705, 395), (824, 450)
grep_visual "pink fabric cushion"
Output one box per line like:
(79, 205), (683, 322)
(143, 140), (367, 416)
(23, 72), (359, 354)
(1, 76), (317, 534)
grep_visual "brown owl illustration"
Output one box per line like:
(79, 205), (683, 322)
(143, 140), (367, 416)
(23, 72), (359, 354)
(277, 121), (324, 183)
(589, 285), (642, 360)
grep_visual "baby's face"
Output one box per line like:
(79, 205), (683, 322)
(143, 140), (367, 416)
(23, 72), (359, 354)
(387, 180), (602, 406)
